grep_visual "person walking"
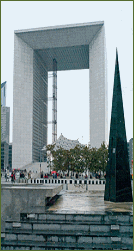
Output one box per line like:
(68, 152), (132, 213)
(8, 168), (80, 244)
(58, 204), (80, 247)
(11, 170), (16, 184)
(5, 172), (7, 182)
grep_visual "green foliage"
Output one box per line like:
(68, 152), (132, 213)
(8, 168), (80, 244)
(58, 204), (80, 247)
(97, 142), (108, 173)
(52, 147), (65, 171)
(46, 142), (108, 174)
(46, 144), (55, 153)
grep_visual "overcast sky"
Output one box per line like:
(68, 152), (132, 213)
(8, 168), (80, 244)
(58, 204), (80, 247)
(1, 1), (133, 145)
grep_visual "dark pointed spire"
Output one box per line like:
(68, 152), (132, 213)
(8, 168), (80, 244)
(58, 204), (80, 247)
(116, 47), (118, 59)
(104, 49), (132, 202)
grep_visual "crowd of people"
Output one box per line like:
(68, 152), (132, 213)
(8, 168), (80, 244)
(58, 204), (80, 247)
(39, 171), (104, 180)
(4, 170), (16, 183)
(3, 169), (26, 183)
(2, 168), (106, 183)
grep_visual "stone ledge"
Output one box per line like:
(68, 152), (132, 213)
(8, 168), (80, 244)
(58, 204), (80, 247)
(4, 230), (133, 238)
(1, 240), (133, 250)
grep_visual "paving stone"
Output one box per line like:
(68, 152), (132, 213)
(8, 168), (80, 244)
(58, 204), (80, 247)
(46, 214), (65, 221)
(18, 234), (45, 241)
(27, 214), (36, 219)
(5, 234), (17, 241)
(130, 216), (133, 223)
(111, 225), (119, 230)
(122, 237), (133, 244)
(60, 224), (89, 231)
(58, 236), (65, 242)
(38, 214), (47, 220)
(52, 236), (58, 242)
(47, 236), (52, 241)
(65, 215), (74, 221)
(5, 222), (13, 229)
(90, 225), (110, 232)
(33, 223), (60, 230)
(5, 246), (10, 250)
(111, 237), (121, 242)
(65, 236), (76, 243)
(31, 248), (43, 250)
(78, 236), (92, 243)
(21, 223), (32, 230)
(93, 237), (111, 244)
(74, 215), (102, 222)
(117, 215), (130, 223)
(120, 225), (133, 233)
(1, 233), (5, 238)
(104, 215), (118, 222)
(13, 222), (21, 228)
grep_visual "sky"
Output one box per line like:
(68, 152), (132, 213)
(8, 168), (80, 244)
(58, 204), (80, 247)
(1, 1), (133, 145)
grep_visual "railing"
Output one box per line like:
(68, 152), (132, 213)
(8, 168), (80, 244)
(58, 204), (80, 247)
(29, 178), (106, 185)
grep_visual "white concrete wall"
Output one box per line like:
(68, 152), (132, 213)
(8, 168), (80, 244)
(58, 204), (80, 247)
(89, 25), (108, 148)
(12, 23), (107, 169)
(1, 107), (10, 144)
(32, 52), (48, 162)
(12, 35), (34, 169)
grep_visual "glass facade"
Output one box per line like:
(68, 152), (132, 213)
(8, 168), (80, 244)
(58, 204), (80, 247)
(1, 142), (9, 170)
(8, 144), (12, 170)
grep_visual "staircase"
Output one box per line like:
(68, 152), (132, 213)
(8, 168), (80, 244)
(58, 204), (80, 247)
(1, 212), (133, 250)
(21, 162), (48, 174)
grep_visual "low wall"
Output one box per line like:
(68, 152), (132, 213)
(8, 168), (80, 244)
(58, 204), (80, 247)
(1, 184), (62, 232)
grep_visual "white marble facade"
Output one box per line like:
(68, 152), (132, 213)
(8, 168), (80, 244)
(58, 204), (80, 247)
(1, 106), (10, 144)
(13, 22), (107, 169)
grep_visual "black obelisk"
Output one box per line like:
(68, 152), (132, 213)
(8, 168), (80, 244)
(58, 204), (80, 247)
(104, 49), (133, 202)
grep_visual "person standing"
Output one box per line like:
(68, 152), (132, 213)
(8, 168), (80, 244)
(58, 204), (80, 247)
(5, 172), (7, 182)
(41, 171), (43, 178)
(11, 170), (16, 183)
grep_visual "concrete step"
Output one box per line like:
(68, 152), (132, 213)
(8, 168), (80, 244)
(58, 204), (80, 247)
(20, 212), (133, 224)
(6, 220), (133, 227)
(5, 220), (133, 234)
(4, 229), (133, 237)
(1, 239), (133, 250)
(3, 213), (133, 250)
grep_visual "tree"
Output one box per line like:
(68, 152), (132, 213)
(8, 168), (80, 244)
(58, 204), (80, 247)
(89, 147), (100, 173)
(97, 142), (108, 173)
(46, 144), (55, 153)
(45, 141), (108, 176)
(71, 145), (85, 174)
(62, 149), (72, 176)
(82, 145), (92, 173)
(52, 147), (66, 171)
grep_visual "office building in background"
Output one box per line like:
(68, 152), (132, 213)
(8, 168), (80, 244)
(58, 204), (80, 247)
(1, 81), (7, 107)
(1, 81), (11, 170)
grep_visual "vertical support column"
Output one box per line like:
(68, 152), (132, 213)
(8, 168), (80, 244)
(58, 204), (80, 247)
(33, 52), (48, 162)
(52, 59), (57, 143)
(89, 25), (107, 148)
(13, 34), (33, 169)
